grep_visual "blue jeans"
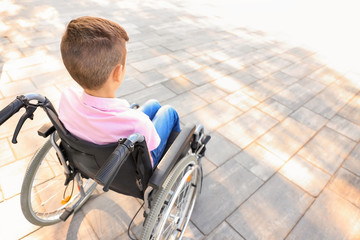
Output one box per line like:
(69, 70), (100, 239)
(139, 99), (181, 167)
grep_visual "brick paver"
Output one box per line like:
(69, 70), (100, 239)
(1, 0), (360, 239)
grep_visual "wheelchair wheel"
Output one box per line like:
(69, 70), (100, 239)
(20, 133), (97, 226)
(141, 154), (201, 240)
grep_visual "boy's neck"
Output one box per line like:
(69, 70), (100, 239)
(84, 88), (116, 98)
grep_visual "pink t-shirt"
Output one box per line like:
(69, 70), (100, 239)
(58, 87), (160, 152)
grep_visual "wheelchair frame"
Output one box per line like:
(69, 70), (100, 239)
(0, 93), (210, 240)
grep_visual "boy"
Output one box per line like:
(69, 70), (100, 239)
(59, 16), (181, 168)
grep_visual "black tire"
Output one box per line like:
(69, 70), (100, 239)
(20, 133), (97, 226)
(141, 154), (201, 240)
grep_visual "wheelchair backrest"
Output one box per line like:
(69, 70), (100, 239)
(42, 100), (153, 199)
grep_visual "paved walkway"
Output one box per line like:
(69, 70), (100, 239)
(1, 0), (360, 239)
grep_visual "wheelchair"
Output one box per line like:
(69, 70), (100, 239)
(0, 93), (210, 240)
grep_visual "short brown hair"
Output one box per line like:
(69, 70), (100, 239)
(61, 16), (129, 90)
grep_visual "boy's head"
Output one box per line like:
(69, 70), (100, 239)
(61, 16), (129, 90)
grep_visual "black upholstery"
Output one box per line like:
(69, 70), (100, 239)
(42, 100), (153, 199)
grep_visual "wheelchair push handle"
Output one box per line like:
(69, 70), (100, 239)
(0, 94), (47, 126)
(95, 134), (144, 192)
(0, 97), (25, 125)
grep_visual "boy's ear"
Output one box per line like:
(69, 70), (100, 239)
(113, 64), (124, 82)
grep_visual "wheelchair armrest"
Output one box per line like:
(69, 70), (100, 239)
(38, 122), (56, 138)
(148, 123), (196, 189)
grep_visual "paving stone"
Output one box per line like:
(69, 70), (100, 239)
(227, 174), (313, 240)
(205, 50), (232, 62)
(0, 69), (11, 84)
(298, 127), (356, 174)
(235, 50), (272, 67)
(327, 115), (360, 141)
(201, 131), (240, 167)
(234, 142), (284, 181)
(286, 47), (315, 59)
(27, 36), (59, 48)
(290, 107), (328, 131)
(6, 59), (64, 81)
(81, 191), (143, 239)
(206, 222), (244, 240)
(123, 84), (176, 105)
(307, 66), (342, 85)
(162, 76), (196, 94)
(335, 76), (360, 96)
(163, 38), (209, 52)
(296, 77), (327, 94)
(2, 54), (47, 70)
(183, 221), (204, 240)
(165, 91), (207, 118)
(55, 79), (82, 92)
(127, 41), (149, 52)
(191, 83), (227, 103)
(272, 83), (315, 110)
(225, 89), (259, 112)
(210, 58), (246, 75)
(0, 138), (15, 168)
(157, 59), (203, 79)
(168, 50), (194, 61)
(201, 157), (217, 176)
(255, 56), (294, 74)
(281, 62), (318, 79)
(329, 168), (360, 208)
(270, 71), (298, 86)
(257, 98), (292, 121)
(231, 43), (257, 55)
(274, 51), (301, 61)
(341, 72), (360, 92)
(31, 69), (73, 88)
(243, 77), (286, 101)
(218, 108), (278, 149)
(193, 55), (221, 67)
(142, 35), (180, 47)
(343, 144), (360, 176)
(245, 65), (272, 79)
(191, 158), (263, 235)
(287, 189), (360, 240)
(185, 43), (221, 57)
(0, 79), (37, 98)
(126, 46), (171, 64)
(338, 93), (360, 125)
(181, 100), (242, 131)
(230, 69), (260, 86)
(212, 75), (247, 93)
(0, 195), (39, 240)
(302, 55), (326, 69)
(304, 83), (355, 119)
(280, 155), (331, 196)
(9, 127), (49, 160)
(183, 67), (224, 86)
(130, 55), (178, 72)
(36, 85), (62, 103)
(23, 209), (97, 240)
(257, 117), (316, 161)
(0, 158), (31, 199)
(134, 70), (168, 87)
(0, 45), (23, 61)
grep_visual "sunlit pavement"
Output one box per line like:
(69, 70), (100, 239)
(1, 0), (360, 239)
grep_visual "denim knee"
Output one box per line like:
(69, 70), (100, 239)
(160, 105), (181, 132)
(143, 99), (160, 108)
(140, 99), (161, 120)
